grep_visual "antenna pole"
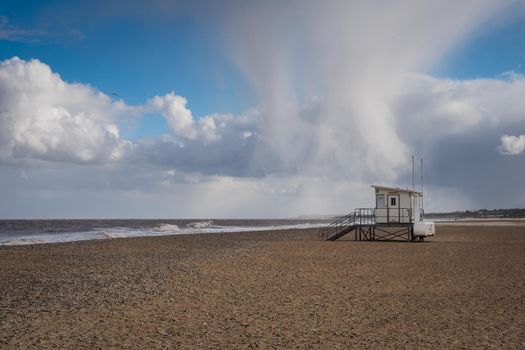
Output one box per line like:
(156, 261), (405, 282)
(412, 155), (415, 192)
(421, 158), (424, 214)
(420, 158), (424, 194)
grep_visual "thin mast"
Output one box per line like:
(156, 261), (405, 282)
(412, 155), (415, 192)
(420, 158), (424, 194)
(421, 158), (424, 217)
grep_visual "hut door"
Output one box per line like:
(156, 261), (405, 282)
(387, 194), (400, 223)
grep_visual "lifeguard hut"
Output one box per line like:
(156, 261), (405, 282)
(318, 185), (435, 242)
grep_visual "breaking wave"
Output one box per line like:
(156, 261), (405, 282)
(153, 224), (181, 232)
(0, 222), (326, 246)
(186, 221), (214, 229)
(1, 238), (48, 246)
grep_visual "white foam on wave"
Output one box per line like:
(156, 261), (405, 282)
(0, 231), (94, 246)
(0, 222), (326, 246)
(153, 224), (180, 232)
(1, 238), (48, 246)
(186, 221), (214, 229)
(96, 230), (136, 239)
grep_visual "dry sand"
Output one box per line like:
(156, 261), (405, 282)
(435, 218), (525, 226)
(1, 224), (524, 349)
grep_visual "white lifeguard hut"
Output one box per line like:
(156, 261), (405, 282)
(373, 185), (422, 224)
(318, 184), (435, 241)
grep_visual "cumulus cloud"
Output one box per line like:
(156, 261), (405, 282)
(395, 73), (525, 149)
(131, 108), (264, 176)
(147, 93), (224, 143)
(0, 57), (262, 174)
(0, 57), (138, 164)
(148, 93), (198, 140)
(499, 134), (525, 155)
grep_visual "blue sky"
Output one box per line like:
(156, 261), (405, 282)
(434, 14), (525, 79)
(1, 1), (525, 218)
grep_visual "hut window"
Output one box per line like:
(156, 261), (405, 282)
(376, 194), (385, 208)
(390, 197), (397, 206)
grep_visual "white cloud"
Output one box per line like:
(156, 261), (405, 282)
(148, 93), (245, 144)
(225, 0), (514, 182)
(395, 73), (525, 149)
(0, 57), (135, 164)
(130, 108), (263, 176)
(0, 57), (261, 174)
(148, 93), (198, 140)
(499, 134), (525, 155)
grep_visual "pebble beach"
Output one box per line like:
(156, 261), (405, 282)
(1, 223), (524, 349)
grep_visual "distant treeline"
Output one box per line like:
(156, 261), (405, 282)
(427, 208), (525, 219)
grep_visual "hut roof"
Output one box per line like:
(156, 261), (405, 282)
(371, 185), (422, 195)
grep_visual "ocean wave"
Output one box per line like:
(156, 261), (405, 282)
(186, 221), (214, 229)
(95, 230), (137, 239)
(1, 238), (48, 245)
(153, 224), (181, 232)
(0, 222), (326, 246)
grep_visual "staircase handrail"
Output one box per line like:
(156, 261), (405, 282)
(318, 211), (356, 240)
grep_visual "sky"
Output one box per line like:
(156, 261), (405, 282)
(1, 0), (525, 218)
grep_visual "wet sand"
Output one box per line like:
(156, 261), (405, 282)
(1, 224), (524, 349)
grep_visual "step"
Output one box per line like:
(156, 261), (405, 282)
(326, 225), (356, 241)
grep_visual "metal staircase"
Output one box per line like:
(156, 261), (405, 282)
(318, 212), (357, 241)
(319, 208), (417, 242)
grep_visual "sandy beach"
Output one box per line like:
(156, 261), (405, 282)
(1, 223), (524, 349)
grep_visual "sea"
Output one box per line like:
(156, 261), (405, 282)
(0, 219), (330, 246)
